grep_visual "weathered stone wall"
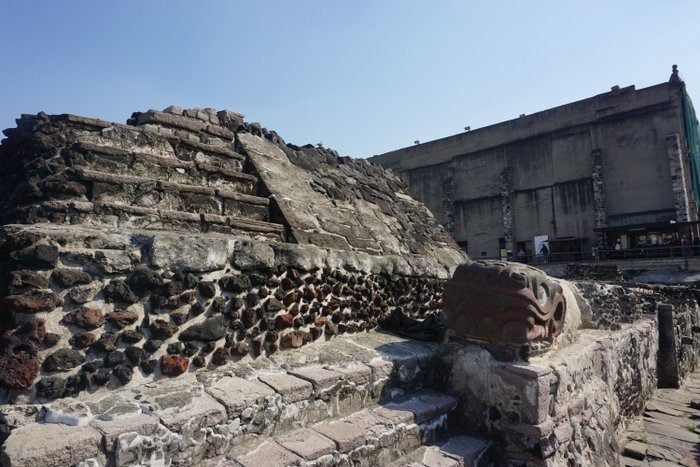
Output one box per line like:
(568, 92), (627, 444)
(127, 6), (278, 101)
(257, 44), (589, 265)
(572, 280), (700, 386)
(446, 320), (658, 466)
(0, 106), (461, 262)
(0, 223), (453, 403)
(0, 110), (284, 239)
(0, 106), (464, 405)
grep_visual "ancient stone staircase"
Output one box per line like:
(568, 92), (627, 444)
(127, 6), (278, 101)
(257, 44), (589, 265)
(1, 108), (285, 240)
(1, 330), (494, 466)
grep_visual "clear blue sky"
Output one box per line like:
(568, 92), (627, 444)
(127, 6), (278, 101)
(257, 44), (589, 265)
(2, 1), (699, 158)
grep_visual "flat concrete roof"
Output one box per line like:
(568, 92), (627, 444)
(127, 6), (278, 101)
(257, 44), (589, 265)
(370, 81), (682, 171)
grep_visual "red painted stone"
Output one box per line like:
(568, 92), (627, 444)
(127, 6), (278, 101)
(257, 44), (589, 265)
(160, 355), (189, 376)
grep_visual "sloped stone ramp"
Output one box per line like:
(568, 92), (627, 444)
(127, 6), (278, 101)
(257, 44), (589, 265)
(621, 370), (700, 466)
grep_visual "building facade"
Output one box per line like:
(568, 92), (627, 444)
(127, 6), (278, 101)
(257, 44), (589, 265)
(370, 67), (700, 261)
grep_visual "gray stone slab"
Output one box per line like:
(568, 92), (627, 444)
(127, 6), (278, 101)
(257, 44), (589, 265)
(384, 393), (458, 424)
(206, 376), (277, 417)
(313, 410), (394, 453)
(312, 419), (366, 453)
(329, 362), (372, 385)
(257, 372), (313, 403)
(421, 445), (462, 467)
(159, 392), (226, 431)
(275, 428), (336, 460)
(365, 356), (394, 381)
(439, 436), (491, 466)
(373, 405), (415, 425)
(646, 432), (696, 459)
(649, 398), (698, 416)
(623, 440), (648, 460)
(646, 401), (685, 417)
(234, 440), (302, 467)
(646, 444), (683, 462)
(619, 456), (646, 467)
(91, 414), (161, 451)
(644, 419), (699, 444)
(2, 423), (102, 467)
(288, 367), (344, 392)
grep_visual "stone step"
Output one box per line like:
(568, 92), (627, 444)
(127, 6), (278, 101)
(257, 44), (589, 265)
(129, 109), (235, 141)
(22, 199), (285, 240)
(0, 331), (447, 467)
(230, 395), (459, 467)
(69, 142), (251, 191)
(72, 167), (268, 221)
(388, 435), (495, 467)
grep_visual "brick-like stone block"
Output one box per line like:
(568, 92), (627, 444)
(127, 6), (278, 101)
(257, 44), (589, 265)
(275, 428), (336, 460)
(206, 376), (277, 417)
(288, 367), (344, 392)
(91, 414), (161, 452)
(234, 440), (302, 467)
(257, 372), (313, 403)
(1, 423), (101, 467)
(383, 393), (457, 424)
(159, 392), (226, 431)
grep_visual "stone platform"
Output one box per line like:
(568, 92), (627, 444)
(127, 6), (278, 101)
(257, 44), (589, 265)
(621, 370), (700, 466)
(0, 330), (492, 466)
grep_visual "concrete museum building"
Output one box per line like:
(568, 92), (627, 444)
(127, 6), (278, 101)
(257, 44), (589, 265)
(370, 66), (700, 261)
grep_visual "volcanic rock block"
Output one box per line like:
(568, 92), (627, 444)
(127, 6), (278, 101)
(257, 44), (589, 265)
(11, 318), (46, 344)
(178, 315), (228, 342)
(1, 289), (62, 313)
(149, 319), (178, 339)
(43, 349), (84, 372)
(51, 269), (92, 288)
(9, 270), (49, 292)
(69, 332), (96, 349)
(61, 308), (105, 330)
(105, 310), (139, 329)
(275, 313), (294, 330)
(160, 355), (189, 376)
(11, 243), (59, 269)
(197, 281), (216, 298)
(112, 364), (133, 384)
(102, 280), (138, 304)
(211, 347), (228, 365)
(219, 274), (251, 293)
(0, 338), (39, 390)
(126, 265), (163, 296)
(443, 260), (566, 346)
(35, 376), (67, 399)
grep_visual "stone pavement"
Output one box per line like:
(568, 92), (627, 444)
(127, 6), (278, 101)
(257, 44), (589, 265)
(621, 371), (700, 466)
